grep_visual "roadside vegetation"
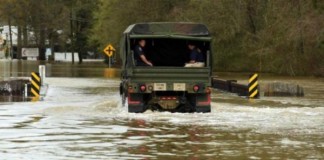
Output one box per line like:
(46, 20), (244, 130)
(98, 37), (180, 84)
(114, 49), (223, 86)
(1, 0), (323, 76)
(0, 0), (98, 63)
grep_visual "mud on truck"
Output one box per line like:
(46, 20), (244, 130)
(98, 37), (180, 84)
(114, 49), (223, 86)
(119, 22), (212, 113)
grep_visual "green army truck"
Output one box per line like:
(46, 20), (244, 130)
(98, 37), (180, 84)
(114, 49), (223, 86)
(119, 22), (212, 113)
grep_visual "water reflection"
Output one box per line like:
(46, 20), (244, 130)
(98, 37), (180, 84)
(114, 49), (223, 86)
(0, 60), (115, 78)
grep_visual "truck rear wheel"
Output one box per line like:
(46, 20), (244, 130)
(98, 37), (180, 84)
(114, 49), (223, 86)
(176, 100), (195, 113)
(195, 105), (211, 113)
(189, 93), (211, 113)
(128, 104), (146, 113)
(128, 93), (147, 113)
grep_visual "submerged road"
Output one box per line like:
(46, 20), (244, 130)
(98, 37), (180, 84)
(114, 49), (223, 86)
(0, 77), (323, 159)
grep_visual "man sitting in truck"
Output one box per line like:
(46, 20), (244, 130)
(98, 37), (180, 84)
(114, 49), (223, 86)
(134, 39), (153, 66)
(185, 43), (205, 67)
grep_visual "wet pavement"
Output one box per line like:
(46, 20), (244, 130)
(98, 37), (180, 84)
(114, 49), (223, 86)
(0, 61), (323, 159)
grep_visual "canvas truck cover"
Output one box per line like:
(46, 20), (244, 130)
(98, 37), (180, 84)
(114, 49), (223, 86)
(120, 22), (213, 112)
(124, 22), (210, 38)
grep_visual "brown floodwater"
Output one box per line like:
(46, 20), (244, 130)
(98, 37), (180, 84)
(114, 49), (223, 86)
(0, 60), (323, 159)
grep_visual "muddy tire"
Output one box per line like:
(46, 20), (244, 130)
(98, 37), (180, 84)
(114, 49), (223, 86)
(175, 102), (194, 113)
(128, 104), (146, 113)
(187, 93), (211, 113)
(195, 105), (211, 113)
(120, 82), (128, 107)
(128, 93), (147, 113)
(122, 93), (126, 107)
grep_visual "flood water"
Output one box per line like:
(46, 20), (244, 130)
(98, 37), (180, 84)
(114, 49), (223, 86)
(0, 59), (110, 78)
(0, 60), (323, 159)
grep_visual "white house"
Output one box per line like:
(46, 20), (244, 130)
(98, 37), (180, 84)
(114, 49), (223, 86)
(0, 25), (18, 45)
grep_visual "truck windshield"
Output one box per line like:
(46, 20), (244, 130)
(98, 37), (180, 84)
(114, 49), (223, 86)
(131, 38), (210, 67)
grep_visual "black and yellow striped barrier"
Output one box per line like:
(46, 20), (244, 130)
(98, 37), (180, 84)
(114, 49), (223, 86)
(30, 72), (41, 97)
(248, 73), (259, 99)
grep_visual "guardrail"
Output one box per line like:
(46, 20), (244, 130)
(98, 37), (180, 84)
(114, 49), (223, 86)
(0, 65), (48, 102)
(212, 73), (304, 98)
(212, 73), (260, 99)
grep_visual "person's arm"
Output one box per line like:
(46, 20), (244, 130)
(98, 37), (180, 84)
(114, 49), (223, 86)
(135, 46), (153, 66)
(140, 55), (153, 66)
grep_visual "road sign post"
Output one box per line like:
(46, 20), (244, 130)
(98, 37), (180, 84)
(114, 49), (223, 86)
(103, 44), (115, 68)
(109, 57), (111, 68)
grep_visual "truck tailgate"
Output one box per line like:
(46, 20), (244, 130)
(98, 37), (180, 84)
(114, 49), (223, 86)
(130, 67), (211, 84)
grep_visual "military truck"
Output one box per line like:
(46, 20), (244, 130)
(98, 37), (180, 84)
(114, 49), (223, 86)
(119, 22), (212, 113)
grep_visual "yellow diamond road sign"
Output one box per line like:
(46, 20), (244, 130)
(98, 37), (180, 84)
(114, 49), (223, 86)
(103, 44), (115, 57)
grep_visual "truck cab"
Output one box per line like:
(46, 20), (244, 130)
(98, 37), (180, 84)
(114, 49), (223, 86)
(119, 22), (212, 113)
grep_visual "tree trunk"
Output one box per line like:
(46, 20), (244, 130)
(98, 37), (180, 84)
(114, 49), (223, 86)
(17, 26), (22, 59)
(8, 18), (13, 59)
(39, 28), (46, 60)
(78, 52), (83, 64)
(23, 25), (28, 46)
(297, 0), (304, 54)
(246, 0), (257, 34)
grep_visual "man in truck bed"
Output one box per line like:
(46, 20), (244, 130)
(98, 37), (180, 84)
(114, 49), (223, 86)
(119, 22), (212, 113)
(134, 39), (153, 66)
(185, 43), (205, 67)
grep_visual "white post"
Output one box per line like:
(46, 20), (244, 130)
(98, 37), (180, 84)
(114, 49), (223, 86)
(24, 83), (28, 98)
(39, 65), (46, 86)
